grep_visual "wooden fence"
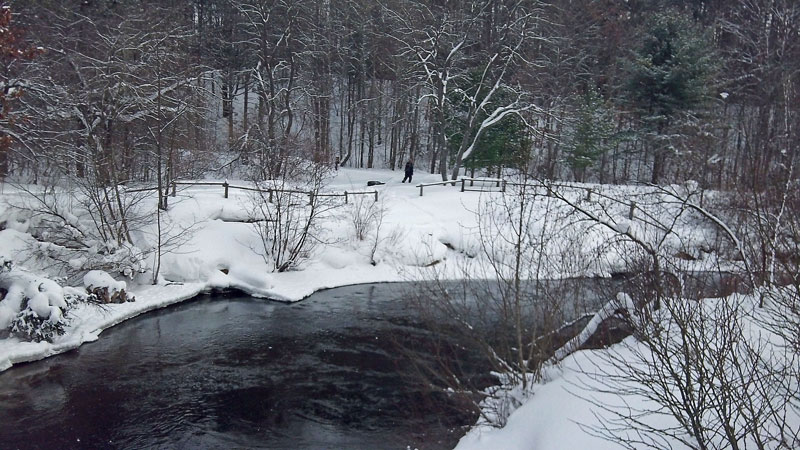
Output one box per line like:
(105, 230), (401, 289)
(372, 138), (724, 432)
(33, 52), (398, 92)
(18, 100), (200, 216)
(412, 177), (640, 218)
(416, 177), (506, 196)
(126, 180), (378, 206)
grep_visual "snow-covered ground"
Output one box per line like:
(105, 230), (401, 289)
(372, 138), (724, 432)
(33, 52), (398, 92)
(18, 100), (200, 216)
(0, 168), (503, 370)
(455, 290), (800, 450)
(0, 168), (765, 448)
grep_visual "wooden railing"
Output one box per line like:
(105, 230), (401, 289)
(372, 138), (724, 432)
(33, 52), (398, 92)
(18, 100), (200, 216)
(415, 179), (458, 197)
(126, 180), (378, 205)
(459, 177), (506, 193)
(416, 177), (507, 196)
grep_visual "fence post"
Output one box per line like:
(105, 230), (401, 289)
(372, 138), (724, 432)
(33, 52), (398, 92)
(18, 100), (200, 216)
(419, 185), (423, 197)
(470, 178), (474, 187)
(496, 179), (500, 188)
(223, 181), (229, 199)
(344, 191), (348, 204)
(171, 181), (176, 197)
(629, 202), (636, 219)
(502, 180), (507, 193)
(374, 190), (378, 202)
(461, 179), (466, 192)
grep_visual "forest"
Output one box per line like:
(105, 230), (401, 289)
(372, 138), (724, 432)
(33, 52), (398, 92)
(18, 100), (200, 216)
(1, 2), (800, 448)
(1, 0), (797, 192)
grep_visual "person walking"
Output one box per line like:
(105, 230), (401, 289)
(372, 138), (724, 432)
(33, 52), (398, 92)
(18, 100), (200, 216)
(402, 159), (414, 183)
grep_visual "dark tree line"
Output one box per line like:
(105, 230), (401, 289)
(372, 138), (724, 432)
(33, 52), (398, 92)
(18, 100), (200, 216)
(0, 0), (797, 189)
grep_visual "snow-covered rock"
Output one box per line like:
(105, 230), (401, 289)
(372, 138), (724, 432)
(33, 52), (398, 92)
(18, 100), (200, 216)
(83, 270), (131, 304)
(83, 270), (127, 293)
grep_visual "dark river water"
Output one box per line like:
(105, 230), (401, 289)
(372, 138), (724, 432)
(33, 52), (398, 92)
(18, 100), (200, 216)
(0, 274), (733, 450)
(0, 283), (490, 450)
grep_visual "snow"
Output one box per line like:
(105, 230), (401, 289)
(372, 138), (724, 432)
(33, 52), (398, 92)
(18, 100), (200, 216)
(0, 265), (67, 322)
(0, 304), (13, 329)
(83, 270), (127, 292)
(27, 292), (51, 318)
(0, 168), (774, 447)
(457, 293), (800, 450)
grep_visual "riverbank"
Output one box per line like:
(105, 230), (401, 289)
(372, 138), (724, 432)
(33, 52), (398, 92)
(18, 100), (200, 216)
(0, 168), (746, 449)
(0, 261), (411, 372)
(0, 169), (730, 370)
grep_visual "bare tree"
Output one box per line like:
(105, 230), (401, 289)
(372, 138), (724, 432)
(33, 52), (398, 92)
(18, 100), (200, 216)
(386, 0), (546, 180)
(407, 171), (602, 426)
(540, 180), (800, 449)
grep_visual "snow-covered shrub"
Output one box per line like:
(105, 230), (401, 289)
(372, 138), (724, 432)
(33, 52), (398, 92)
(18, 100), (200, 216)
(2, 183), (149, 281)
(65, 240), (147, 280)
(10, 307), (67, 343)
(0, 260), (74, 342)
(83, 270), (133, 303)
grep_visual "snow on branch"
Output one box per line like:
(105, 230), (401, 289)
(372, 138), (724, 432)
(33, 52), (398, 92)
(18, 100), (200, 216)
(460, 101), (534, 161)
(548, 292), (636, 364)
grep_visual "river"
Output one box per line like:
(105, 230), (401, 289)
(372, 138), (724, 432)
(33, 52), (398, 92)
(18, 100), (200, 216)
(0, 283), (485, 450)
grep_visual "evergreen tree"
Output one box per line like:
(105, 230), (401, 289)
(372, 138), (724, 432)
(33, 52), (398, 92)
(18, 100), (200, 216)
(446, 71), (527, 177)
(624, 11), (716, 183)
(565, 88), (616, 182)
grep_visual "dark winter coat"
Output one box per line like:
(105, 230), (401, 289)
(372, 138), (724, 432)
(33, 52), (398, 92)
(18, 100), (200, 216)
(404, 161), (414, 176)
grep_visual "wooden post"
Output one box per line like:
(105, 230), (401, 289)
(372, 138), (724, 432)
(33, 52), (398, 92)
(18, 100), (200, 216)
(374, 191), (378, 202)
(344, 191), (348, 204)
(223, 181), (229, 199)
(629, 202), (636, 219)
(419, 185), (423, 196)
(496, 179), (500, 188)
(502, 180), (507, 193)
(461, 179), (465, 192)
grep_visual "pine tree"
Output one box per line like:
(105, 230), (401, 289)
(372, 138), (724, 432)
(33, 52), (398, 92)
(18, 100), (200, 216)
(566, 88), (616, 182)
(624, 11), (716, 183)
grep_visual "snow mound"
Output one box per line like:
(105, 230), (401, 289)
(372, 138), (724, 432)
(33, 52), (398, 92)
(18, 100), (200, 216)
(396, 232), (448, 266)
(1, 270), (66, 322)
(83, 270), (127, 293)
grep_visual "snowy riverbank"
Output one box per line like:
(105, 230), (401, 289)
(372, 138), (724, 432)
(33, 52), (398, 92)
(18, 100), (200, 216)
(0, 168), (753, 449)
(0, 168), (491, 371)
(0, 262), (405, 372)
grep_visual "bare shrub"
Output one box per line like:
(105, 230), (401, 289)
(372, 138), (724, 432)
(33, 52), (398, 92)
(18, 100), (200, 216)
(405, 181), (595, 426)
(349, 194), (381, 242)
(248, 158), (338, 272)
(541, 180), (800, 449)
